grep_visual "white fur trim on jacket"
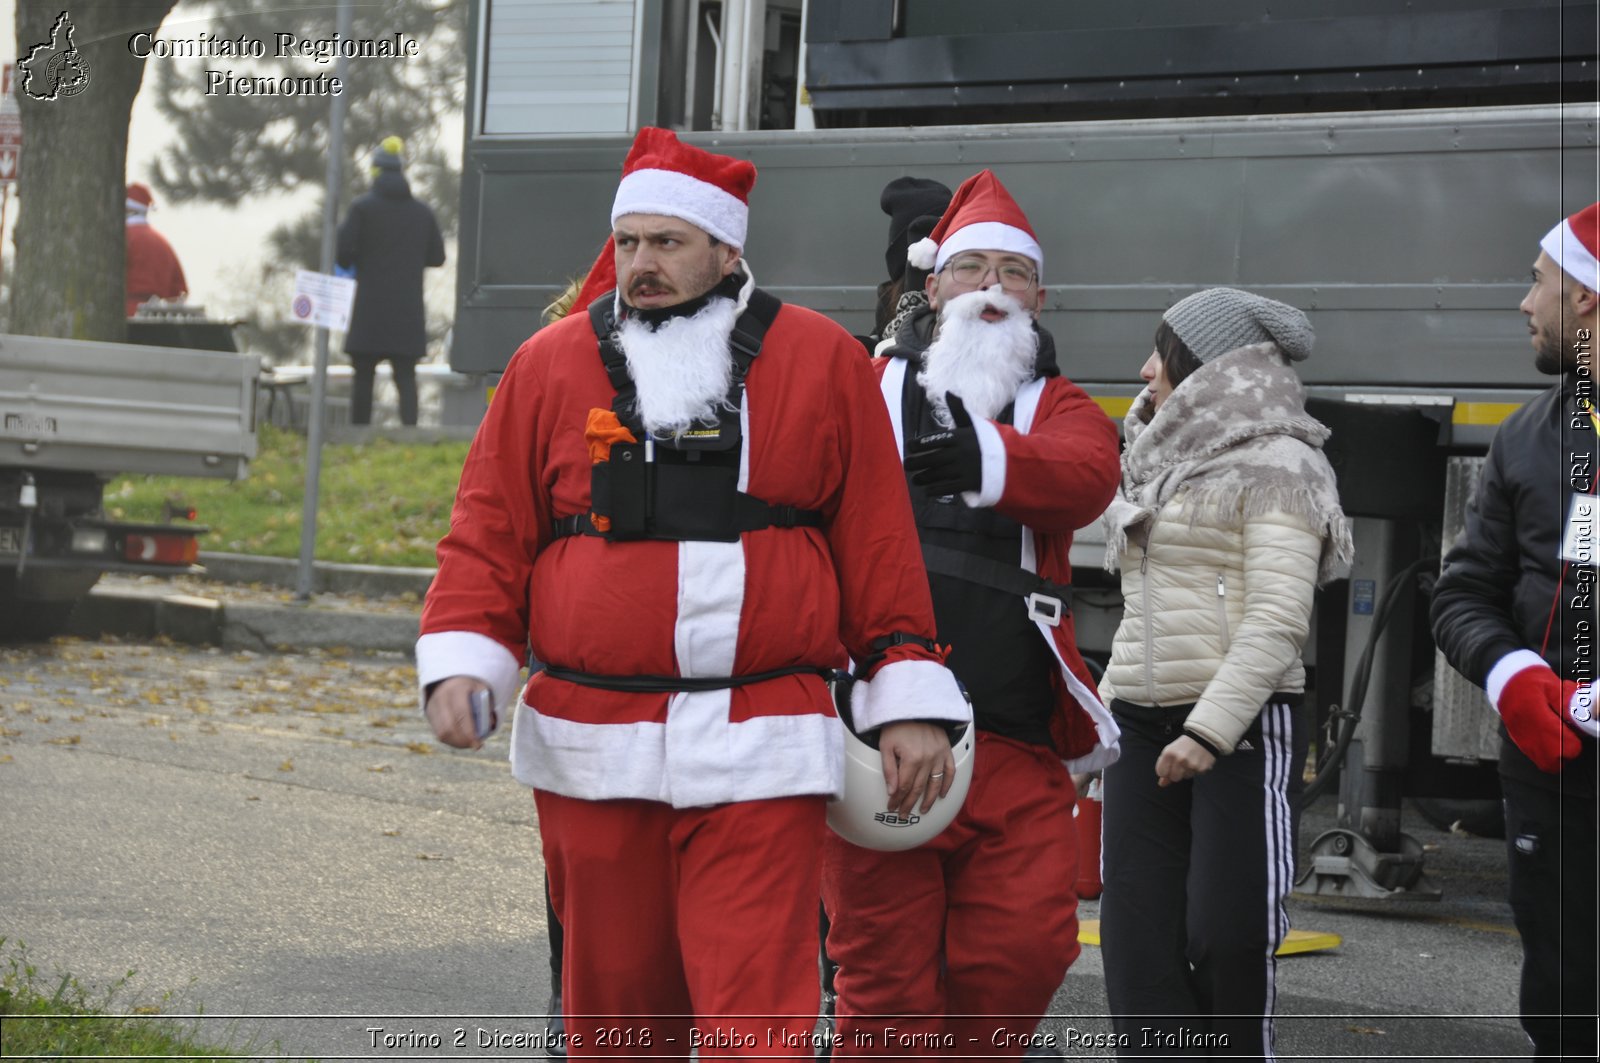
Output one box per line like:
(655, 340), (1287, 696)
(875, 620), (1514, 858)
(850, 657), (972, 733)
(1486, 648), (1551, 711)
(511, 694), (846, 806)
(612, 168), (748, 249)
(962, 416), (1007, 508)
(415, 630), (524, 714)
(1010, 376), (1121, 768)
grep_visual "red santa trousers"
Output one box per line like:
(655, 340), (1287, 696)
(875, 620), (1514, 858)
(535, 789), (828, 1060)
(821, 733), (1080, 1062)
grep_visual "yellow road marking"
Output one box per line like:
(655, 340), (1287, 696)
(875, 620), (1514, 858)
(1078, 918), (1343, 955)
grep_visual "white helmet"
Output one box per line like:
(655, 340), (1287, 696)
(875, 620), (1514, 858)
(827, 685), (976, 851)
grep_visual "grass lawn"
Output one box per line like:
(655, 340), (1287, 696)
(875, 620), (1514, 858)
(107, 426), (470, 568)
(0, 940), (314, 1061)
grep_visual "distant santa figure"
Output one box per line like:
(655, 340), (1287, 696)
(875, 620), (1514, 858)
(125, 181), (188, 316)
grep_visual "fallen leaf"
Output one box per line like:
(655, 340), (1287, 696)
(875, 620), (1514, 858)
(1346, 1026), (1386, 1036)
(405, 742), (433, 755)
(47, 735), (81, 746)
(367, 764), (393, 773)
(278, 759), (294, 772)
(382, 829), (402, 837)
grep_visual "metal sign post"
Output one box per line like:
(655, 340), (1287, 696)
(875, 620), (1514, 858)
(294, 0), (354, 601)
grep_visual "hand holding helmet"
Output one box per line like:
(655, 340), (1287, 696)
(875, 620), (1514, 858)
(827, 658), (976, 851)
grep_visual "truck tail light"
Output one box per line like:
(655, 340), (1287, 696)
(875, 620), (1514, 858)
(123, 532), (200, 566)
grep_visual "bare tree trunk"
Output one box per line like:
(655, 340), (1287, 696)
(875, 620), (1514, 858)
(11, 0), (176, 340)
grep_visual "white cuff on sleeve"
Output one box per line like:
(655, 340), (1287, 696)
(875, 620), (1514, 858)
(415, 630), (523, 714)
(960, 417), (1007, 509)
(1485, 649), (1551, 712)
(851, 657), (972, 733)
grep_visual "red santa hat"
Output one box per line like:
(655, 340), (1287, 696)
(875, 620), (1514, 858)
(126, 181), (154, 213)
(907, 169), (1043, 279)
(570, 236), (620, 316)
(609, 127), (756, 249)
(1541, 202), (1600, 290)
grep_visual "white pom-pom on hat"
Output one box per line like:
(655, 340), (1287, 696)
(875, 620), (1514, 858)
(906, 237), (938, 272)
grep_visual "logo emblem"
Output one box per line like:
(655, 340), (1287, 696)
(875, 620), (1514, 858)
(19, 11), (93, 101)
(873, 811), (922, 827)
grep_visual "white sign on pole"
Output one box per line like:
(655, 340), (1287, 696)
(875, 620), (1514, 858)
(290, 270), (356, 331)
(0, 67), (22, 188)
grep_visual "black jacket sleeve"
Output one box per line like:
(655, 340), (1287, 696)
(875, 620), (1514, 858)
(1430, 439), (1530, 687)
(425, 207), (445, 269)
(335, 203), (361, 271)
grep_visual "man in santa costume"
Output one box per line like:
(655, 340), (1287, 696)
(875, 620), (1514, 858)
(124, 182), (188, 316)
(821, 170), (1122, 1058)
(1432, 201), (1600, 1059)
(418, 127), (970, 1058)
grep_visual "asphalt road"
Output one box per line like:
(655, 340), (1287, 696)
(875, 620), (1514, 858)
(1, 637), (1528, 1061)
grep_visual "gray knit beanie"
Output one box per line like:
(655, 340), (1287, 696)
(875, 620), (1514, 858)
(370, 135), (405, 173)
(1163, 287), (1314, 363)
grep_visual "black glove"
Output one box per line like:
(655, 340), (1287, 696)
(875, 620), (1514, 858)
(905, 393), (982, 496)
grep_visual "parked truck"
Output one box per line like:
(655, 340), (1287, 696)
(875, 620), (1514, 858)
(0, 334), (258, 638)
(449, 0), (1598, 895)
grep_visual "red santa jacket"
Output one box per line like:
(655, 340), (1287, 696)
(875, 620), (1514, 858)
(419, 292), (968, 807)
(125, 220), (187, 316)
(875, 356), (1123, 771)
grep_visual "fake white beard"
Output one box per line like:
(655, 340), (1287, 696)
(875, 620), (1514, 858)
(616, 297), (740, 435)
(918, 288), (1039, 427)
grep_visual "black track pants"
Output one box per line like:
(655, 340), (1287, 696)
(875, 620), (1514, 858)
(1100, 698), (1306, 1060)
(1501, 774), (1600, 1060)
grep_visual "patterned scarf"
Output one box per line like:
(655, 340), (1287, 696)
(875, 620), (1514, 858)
(1102, 342), (1354, 585)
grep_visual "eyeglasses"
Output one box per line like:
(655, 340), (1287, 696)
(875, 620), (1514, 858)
(943, 256), (1036, 291)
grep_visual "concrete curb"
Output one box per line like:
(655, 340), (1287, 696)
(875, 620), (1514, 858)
(73, 585), (419, 655)
(199, 552), (434, 597)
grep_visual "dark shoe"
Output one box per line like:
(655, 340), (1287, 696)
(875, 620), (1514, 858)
(546, 989), (566, 1059)
(817, 989), (836, 1061)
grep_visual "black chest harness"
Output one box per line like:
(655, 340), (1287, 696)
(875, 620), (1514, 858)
(899, 356), (1073, 628)
(550, 289), (824, 544)
(543, 288), (894, 696)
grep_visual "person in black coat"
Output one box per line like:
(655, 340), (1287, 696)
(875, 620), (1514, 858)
(335, 136), (446, 426)
(1431, 201), (1600, 1060)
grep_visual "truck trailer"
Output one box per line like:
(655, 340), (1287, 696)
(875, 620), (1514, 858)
(450, 0), (1599, 896)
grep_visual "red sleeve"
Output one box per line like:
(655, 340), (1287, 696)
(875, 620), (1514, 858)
(991, 377), (1121, 534)
(825, 338), (941, 674)
(420, 336), (553, 660)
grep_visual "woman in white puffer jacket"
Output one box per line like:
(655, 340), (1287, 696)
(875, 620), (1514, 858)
(1097, 288), (1352, 1061)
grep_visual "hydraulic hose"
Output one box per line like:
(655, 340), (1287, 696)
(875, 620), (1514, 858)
(1297, 558), (1427, 810)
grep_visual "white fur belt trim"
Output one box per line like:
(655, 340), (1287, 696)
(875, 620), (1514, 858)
(511, 697), (844, 807)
